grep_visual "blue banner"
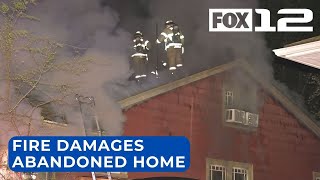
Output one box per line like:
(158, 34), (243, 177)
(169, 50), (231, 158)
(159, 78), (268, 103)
(8, 136), (190, 172)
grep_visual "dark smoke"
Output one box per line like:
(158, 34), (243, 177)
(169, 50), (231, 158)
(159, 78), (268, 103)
(104, 0), (274, 100)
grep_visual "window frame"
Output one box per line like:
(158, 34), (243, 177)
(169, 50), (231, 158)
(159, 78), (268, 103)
(209, 164), (227, 180)
(232, 167), (248, 180)
(222, 87), (259, 131)
(314, 172), (320, 180)
(225, 90), (234, 107)
(206, 158), (253, 180)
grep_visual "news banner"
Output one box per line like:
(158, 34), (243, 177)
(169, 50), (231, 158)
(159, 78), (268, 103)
(8, 136), (190, 172)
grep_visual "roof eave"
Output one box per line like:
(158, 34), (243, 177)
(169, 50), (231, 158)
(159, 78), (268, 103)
(239, 61), (320, 138)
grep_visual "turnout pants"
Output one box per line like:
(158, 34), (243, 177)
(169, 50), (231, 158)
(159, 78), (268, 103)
(167, 47), (182, 70)
(132, 55), (147, 78)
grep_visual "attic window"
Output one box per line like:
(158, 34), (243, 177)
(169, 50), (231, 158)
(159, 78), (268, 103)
(225, 91), (234, 106)
(223, 83), (259, 129)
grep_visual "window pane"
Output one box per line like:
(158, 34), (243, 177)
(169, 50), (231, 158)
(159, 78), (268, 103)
(225, 91), (233, 106)
(212, 171), (223, 180)
(234, 173), (245, 180)
(233, 168), (247, 180)
(210, 165), (226, 180)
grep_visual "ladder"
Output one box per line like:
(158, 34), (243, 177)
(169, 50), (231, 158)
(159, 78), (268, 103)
(75, 94), (112, 180)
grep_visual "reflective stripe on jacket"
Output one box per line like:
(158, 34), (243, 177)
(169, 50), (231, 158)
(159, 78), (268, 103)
(165, 43), (182, 50)
(133, 39), (150, 53)
(131, 53), (148, 58)
(157, 27), (184, 51)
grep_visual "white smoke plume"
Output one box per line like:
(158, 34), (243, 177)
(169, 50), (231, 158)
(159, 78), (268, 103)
(25, 0), (132, 136)
(0, 0), (132, 144)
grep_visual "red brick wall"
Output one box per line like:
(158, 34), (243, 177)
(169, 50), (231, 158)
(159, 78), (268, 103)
(124, 73), (320, 180)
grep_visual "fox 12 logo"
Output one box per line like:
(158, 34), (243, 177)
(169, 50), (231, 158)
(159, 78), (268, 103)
(209, 9), (313, 32)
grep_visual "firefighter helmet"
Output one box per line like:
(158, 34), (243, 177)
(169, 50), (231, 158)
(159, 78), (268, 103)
(134, 31), (143, 39)
(165, 20), (174, 27)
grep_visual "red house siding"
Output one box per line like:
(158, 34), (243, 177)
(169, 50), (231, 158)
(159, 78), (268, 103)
(123, 73), (320, 180)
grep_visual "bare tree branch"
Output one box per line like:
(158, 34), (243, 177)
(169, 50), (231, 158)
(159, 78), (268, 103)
(9, 75), (41, 113)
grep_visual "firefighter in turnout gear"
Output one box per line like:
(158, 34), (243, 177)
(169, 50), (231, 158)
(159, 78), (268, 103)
(131, 31), (151, 79)
(156, 20), (185, 71)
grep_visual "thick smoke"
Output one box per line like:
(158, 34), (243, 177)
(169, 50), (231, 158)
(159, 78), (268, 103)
(104, 0), (273, 163)
(0, 0), (132, 144)
(0, 0), (275, 142)
(24, 0), (132, 136)
(104, 0), (274, 100)
(0, 82), (47, 146)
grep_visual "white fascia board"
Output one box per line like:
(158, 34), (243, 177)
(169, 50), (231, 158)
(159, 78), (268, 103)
(273, 40), (320, 58)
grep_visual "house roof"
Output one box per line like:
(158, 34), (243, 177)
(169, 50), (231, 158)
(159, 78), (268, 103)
(43, 60), (320, 138)
(118, 61), (238, 110)
(285, 36), (320, 47)
(118, 60), (320, 138)
(273, 36), (320, 69)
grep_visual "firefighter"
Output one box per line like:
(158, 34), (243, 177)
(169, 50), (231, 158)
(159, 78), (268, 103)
(131, 31), (151, 80)
(156, 20), (185, 71)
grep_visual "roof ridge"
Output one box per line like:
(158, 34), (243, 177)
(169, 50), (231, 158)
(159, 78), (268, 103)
(118, 60), (239, 110)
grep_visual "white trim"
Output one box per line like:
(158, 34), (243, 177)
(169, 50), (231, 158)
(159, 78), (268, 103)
(273, 40), (320, 69)
(209, 165), (226, 180)
(314, 172), (320, 180)
(206, 158), (253, 180)
(273, 40), (320, 56)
